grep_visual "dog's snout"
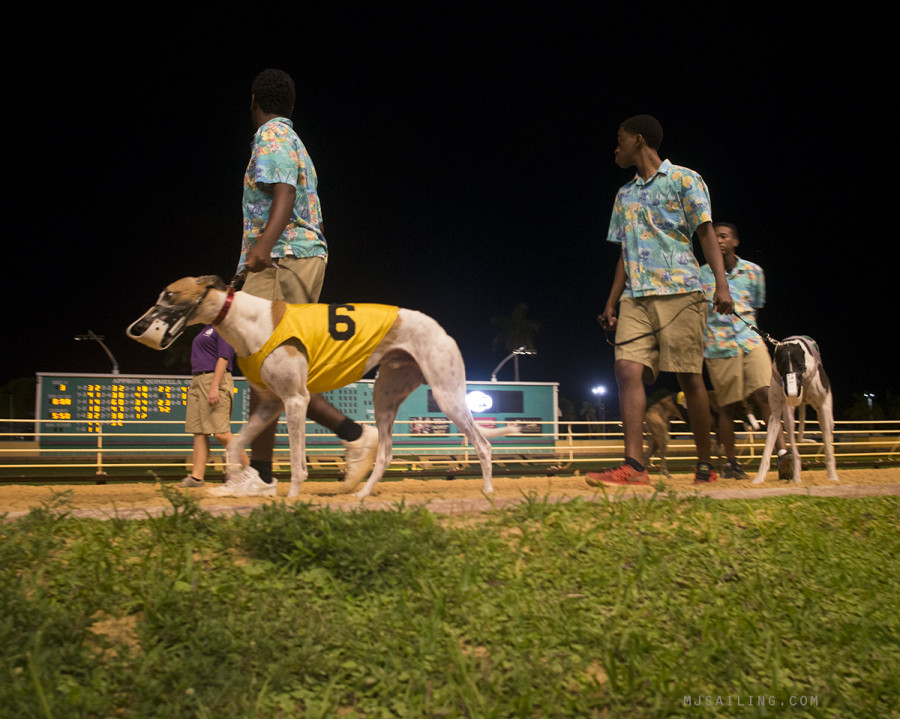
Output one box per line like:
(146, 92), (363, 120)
(129, 316), (153, 335)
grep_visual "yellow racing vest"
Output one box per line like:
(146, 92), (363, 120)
(238, 303), (399, 393)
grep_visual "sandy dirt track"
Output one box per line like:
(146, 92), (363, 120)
(2, 467), (899, 521)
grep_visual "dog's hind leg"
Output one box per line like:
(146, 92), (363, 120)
(644, 427), (671, 479)
(386, 311), (495, 494)
(354, 358), (423, 499)
(435, 396), (493, 493)
(440, 398), (494, 494)
(818, 395), (840, 483)
(426, 368), (494, 494)
(796, 405), (816, 443)
(421, 358), (493, 491)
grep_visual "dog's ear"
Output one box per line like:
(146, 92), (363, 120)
(196, 275), (227, 291)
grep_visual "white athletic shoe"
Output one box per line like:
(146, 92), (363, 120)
(340, 424), (378, 492)
(206, 466), (277, 498)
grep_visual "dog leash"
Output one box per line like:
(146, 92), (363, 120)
(732, 312), (780, 349)
(217, 260), (285, 325)
(227, 270), (246, 289)
(227, 258), (283, 290)
(598, 297), (708, 347)
(599, 297), (786, 350)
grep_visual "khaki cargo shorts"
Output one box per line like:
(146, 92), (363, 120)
(242, 255), (327, 304)
(705, 343), (772, 406)
(185, 372), (235, 435)
(615, 291), (707, 382)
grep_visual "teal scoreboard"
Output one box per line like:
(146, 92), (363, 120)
(36, 373), (558, 452)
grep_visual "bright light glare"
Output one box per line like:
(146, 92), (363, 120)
(466, 391), (493, 413)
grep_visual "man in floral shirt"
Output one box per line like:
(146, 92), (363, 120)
(700, 222), (790, 479)
(590, 115), (733, 487)
(216, 69), (377, 498)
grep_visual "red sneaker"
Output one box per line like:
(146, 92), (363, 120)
(586, 464), (651, 486)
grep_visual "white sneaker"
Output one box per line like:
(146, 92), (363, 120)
(340, 424), (378, 492)
(206, 466), (277, 498)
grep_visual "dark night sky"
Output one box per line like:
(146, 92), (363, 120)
(6, 8), (894, 416)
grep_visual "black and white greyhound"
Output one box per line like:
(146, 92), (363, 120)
(753, 335), (839, 484)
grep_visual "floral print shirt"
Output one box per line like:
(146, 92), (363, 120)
(607, 160), (712, 298)
(239, 118), (327, 271)
(700, 257), (766, 358)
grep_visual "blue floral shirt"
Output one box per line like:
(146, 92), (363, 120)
(239, 118), (327, 271)
(607, 160), (712, 297)
(700, 257), (766, 358)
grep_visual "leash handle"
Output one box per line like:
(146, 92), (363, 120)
(228, 270), (246, 289)
(229, 258), (282, 289)
(598, 297), (707, 347)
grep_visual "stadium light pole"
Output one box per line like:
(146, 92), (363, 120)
(491, 346), (537, 382)
(592, 385), (607, 423)
(74, 330), (120, 375)
(864, 392), (875, 420)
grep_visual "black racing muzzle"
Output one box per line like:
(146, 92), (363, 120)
(127, 302), (192, 350)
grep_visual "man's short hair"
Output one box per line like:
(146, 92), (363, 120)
(619, 115), (663, 150)
(713, 221), (740, 238)
(251, 69), (296, 117)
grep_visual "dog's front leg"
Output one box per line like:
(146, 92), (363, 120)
(783, 404), (802, 483)
(751, 418), (781, 484)
(229, 391), (283, 480)
(659, 457), (671, 480)
(752, 384), (783, 484)
(651, 432), (673, 479)
(282, 393), (309, 497)
(642, 431), (657, 476)
(260, 344), (311, 497)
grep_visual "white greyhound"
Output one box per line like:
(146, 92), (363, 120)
(752, 335), (839, 484)
(128, 276), (516, 499)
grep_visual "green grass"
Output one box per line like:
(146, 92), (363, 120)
(2, 487), (898, 718)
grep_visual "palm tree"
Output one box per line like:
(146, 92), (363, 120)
(490, 303), (540, 381)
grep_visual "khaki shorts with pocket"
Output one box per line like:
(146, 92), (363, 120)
(242, 255), (327, 304)
(705, 343), (772, 407)
(614, 291), (708, 382)
(185, 372), (235, 435)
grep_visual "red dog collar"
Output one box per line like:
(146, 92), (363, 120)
(212, 287), (235, 326)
